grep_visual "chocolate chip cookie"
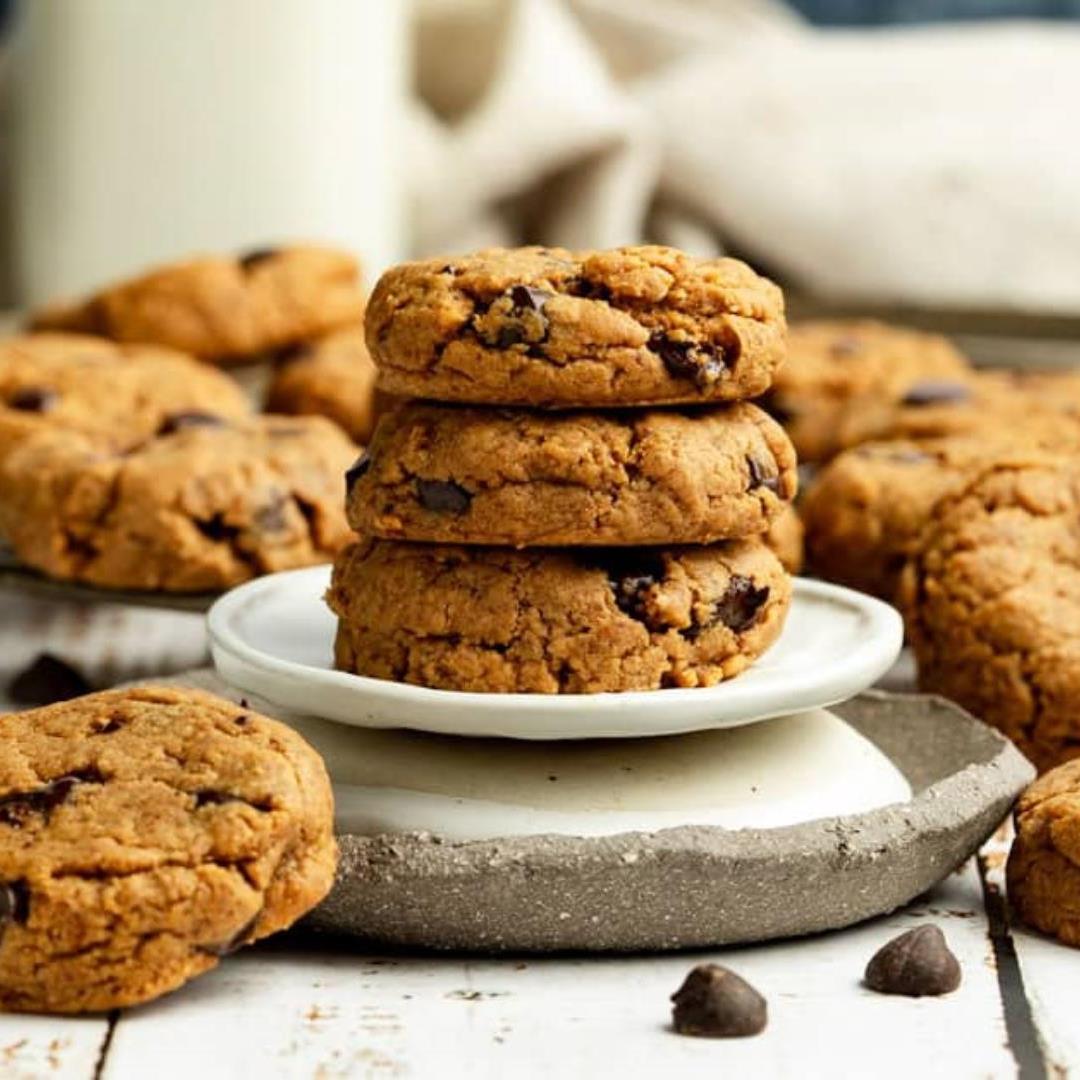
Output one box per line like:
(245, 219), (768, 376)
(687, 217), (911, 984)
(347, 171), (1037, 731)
(0, 686), (336, 1013)
(327, 537), (790, 693)
(0, 332), (251, 462)
(1007, 759), (1080, 947)
(32, 246), (365, 365)
(763, 504), (804, 575)
(900, 450), (1080, 772)
(765, 320), (973, 462)
(265, 325), (381, 443)
(365, 246), (786, 407)
(0, 416), (356, 592)
(347, 401), (797, 547)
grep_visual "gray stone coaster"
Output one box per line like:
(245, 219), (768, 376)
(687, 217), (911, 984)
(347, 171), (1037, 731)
(309, 690), (1033, 952)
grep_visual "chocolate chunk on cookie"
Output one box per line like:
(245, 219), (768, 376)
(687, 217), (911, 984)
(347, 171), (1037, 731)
(0, 416), (357, 592)
(326, 537), (790, 693)
(0, 686), (335, 1013)
(31, 246), (365, 365)
(348, 401), (797, 547)
(365, 245), (786, 407)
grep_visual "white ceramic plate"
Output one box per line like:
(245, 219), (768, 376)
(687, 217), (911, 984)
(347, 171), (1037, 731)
(207, 566), (903, 740)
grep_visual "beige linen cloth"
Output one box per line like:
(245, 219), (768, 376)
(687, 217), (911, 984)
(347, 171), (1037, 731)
(411, 0), (1080, 312)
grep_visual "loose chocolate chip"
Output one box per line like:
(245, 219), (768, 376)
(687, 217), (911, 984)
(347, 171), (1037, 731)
(0, 880), (31, 926)
(0, 768), (105, 829)
(158, 411), (227, 436)
(671, 964), (767, 1038)
(238, 247), (278, 270)
(746, 455), (781, 494)
(8, 387), (58, 413)
(647, 333), (727, 389)
(345, 451), (372, 493)
(417, 479), (472, 514)
(7, 653), (91, 706)
(901, 382), (972, 407)
(254, 497), (288, 534)
(864, 925), (961, 997)
(713, 576), (770, 633)
(508, 285), (553, 313)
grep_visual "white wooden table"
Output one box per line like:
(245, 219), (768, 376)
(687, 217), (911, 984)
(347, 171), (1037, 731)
(0, 591), (1075, 1080)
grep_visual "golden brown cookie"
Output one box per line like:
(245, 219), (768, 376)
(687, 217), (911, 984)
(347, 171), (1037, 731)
(327, 537), (791, 693)
(347, 401), (797, 547)
(32, 246), (365, 365)
(0, 416), (357, 592)
(763, 504), (804, 575)
(0, 332), (251, 462)
(265, 325), (381, 443)
(0, 686), (336, 1013)
(900, 450), (1080, 772)
(765, 320), (973, 462)
(1007, 759), (1080, 947)
(366, 246), (786, 407)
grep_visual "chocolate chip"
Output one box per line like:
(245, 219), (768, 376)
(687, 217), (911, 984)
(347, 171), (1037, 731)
(671, 964), (767, 1038)
(713, 576), (770, 633)
(901, 382), (971, 407)
(864, 925), (961, 997)
(195, 514), (237, 543)
(238, 247), (278, 270)
(194, 790), (241, 808)
(584, 551), (668, 631)
(0, 768), (105, 829)
(508, 285), (552, 313)
(8, 387), (58, 413)
(234, 714), (250, 726)
(417, 479), (472, 514)
(746, 455), (781, 494)
(0, 881), (30, 926)
(158, 411), (227, 436)
(566, 277), (612, 302)
(439, 264), (457, 275)
(7, 653), (91, 706)
(648, 333), (727, 389)
(94, 715), (124, 735)
(345, 452), (372, 494)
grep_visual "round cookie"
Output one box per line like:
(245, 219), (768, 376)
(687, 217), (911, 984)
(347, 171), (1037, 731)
(763, 503), (804, 576)
(0, 415), (357, 592)
(1007, 760), (1080, 947)
(347, 401), (797, 547)
(366, 245), (786, 407)
(765, 320), (973, 462)
(31, 246), (365, 365)
(326, 537), (791, 693)
(0, 686), (336, 1014)
(899, 450), (1080, 772)
(0, 332), (251, 462)
(265, 325), (381, 443)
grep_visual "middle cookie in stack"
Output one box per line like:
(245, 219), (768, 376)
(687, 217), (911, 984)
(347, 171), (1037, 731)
(328, 245), (797, 693)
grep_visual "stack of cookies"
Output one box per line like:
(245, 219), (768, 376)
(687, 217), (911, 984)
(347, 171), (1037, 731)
(327, 245), (798, 694)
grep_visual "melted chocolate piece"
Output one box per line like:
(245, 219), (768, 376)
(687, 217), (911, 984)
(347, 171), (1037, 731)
(585, 550), (668, 631)
(746, 455), (780, 494)
(713, 576), (769, 633)
(238, 247), (278, 270)
(345, 452), (372, 494)
(0, 880), (31, 926)
(8, 387), (58, 413)
(94, 715), (125, 735)
(7, 653), (91, 706)
(567, 277), (612, 302)
(508, 285), (552, 312)
(417, 479), (472, 514)
(0, 768), (105, 829)
(901, 381), (971, 407)
(647, 333), (727, 389)
(158, 411), (226, 436)
(475, 286), (554, 349)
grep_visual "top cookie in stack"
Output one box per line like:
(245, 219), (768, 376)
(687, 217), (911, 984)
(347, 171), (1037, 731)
(328, 245), (799, 694)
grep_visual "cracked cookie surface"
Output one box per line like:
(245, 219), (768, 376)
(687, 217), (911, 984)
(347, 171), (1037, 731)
(32, 246), (365, 365)
(899, 451), (1080, 772)
(365, 246), (786, 407)
(266, 325), (382, 443)
(0, 333), (251, 463)
(0, 416), (357, 592)
(1007, 759), (1080, 947)
(0, 686), (336, 1013)
(327, 537), (790, 693)
(347, 401), (797, 547)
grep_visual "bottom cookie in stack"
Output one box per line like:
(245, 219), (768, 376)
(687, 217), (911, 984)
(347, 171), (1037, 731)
(326, 537), (791, 693)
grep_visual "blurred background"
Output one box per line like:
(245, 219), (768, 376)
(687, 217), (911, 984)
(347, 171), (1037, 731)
(1, 0), (1078, 358)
